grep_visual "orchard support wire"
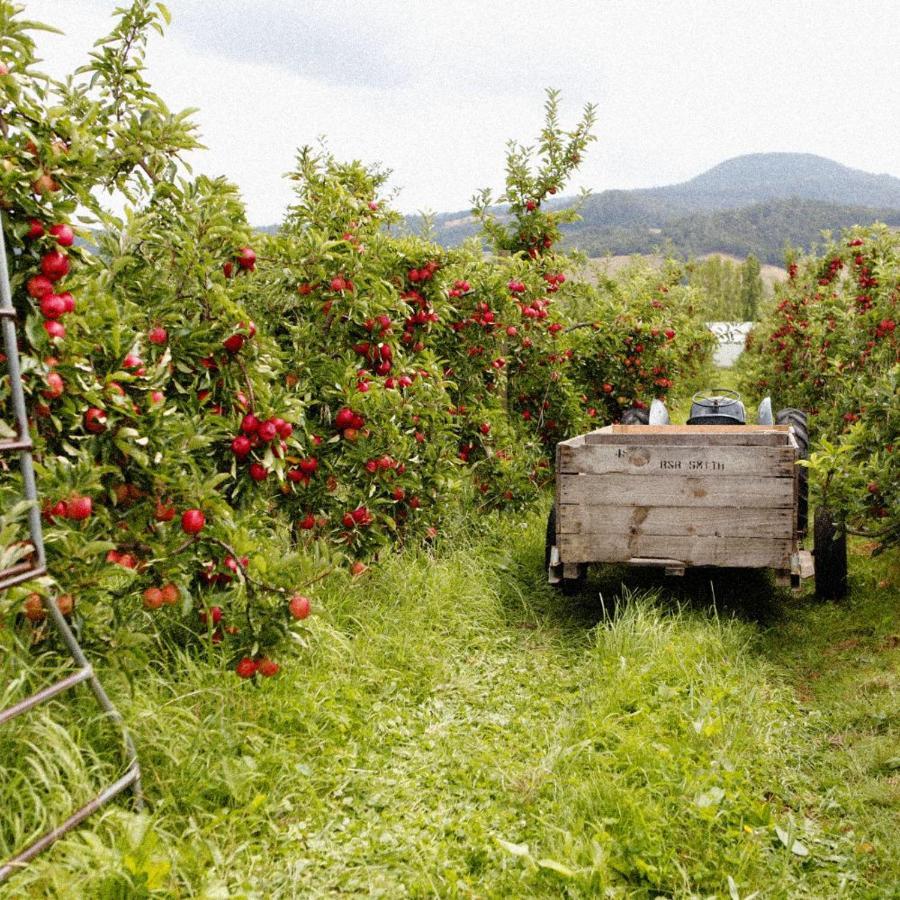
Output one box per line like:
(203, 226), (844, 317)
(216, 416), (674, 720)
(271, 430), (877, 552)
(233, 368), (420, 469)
(0, 215), (142, 885)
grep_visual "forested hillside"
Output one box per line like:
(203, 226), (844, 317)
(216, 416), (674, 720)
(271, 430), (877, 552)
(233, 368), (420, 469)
(401, 153), (900, 263)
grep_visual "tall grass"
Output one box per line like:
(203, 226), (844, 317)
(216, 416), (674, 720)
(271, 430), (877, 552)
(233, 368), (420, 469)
(1, 505), (896, 897)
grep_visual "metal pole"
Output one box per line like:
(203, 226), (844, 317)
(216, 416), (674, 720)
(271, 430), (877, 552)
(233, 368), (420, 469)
(0, 766), (141, 882)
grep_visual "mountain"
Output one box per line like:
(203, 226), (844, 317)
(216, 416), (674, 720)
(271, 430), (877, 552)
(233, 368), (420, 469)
(401, 153), (900, 264)
(630, 152), (900, 210)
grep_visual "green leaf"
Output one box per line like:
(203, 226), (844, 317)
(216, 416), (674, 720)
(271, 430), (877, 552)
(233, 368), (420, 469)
(775, 825), (810, 857)
(496, 838), (530, 857)
(537, 858), (575, 877)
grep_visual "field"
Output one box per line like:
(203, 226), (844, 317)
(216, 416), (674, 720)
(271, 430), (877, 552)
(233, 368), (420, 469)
(3, 504), (897, 898)
(581, 254), (788, 297)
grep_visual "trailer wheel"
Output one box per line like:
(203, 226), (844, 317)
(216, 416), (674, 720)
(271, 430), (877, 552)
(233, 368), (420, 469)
(814, 506), (848, 600)
(621, 407), (650, 425)
(545, 508), (585, 595)
(775, 407), (809, 535)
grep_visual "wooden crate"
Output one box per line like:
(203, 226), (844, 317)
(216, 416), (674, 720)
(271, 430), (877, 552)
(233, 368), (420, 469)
(554, 424), (799, 571)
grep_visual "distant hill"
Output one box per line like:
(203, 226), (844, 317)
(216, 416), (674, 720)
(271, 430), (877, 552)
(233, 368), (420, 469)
(567, 198), (900, 263)
(399, 153), (900, 264)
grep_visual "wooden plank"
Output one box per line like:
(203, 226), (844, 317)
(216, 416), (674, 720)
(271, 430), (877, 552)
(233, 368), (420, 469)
(584, 429), (790, 447)
(556, 505), (793, 538)
(558, 443), (796, 477)
(557, 434), (586, 450)
(558, 533), (792, 568)
(557, 473), (794, 508)
(602, 424), (792, 434)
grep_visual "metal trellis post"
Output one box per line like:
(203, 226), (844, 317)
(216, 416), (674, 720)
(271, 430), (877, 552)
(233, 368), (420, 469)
(0, 214), (142, 884)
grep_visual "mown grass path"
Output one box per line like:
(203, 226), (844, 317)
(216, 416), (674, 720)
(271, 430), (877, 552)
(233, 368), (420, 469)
(2, 508), (897, 898)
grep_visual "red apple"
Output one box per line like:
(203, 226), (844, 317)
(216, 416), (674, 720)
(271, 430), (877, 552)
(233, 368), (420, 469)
(335, 407), (356, 429)
(49, 223), (74, 246)
(235, 657), (257, 679)
(231, 435), (251, 457)
(27, 275), (54, 299)
(236, 247), (256, 271)
(23, 593), (45, 622)
(67, 496), (92, 520)
(155, 498), (176, 522)
(42, 325), (67, 347)
(42, 311), (66, 339)
(181, 508), (205, 534)
(257, 420), (277, 442)
(199, 605), (223, 625)
(42, 372), (64, 399)
(257, 658), (279, 677)
(40, 250), (69, 282)
(142, 587), (164, 610)
(40, 294), (66, 319)
(148, 326), (168, 345)
(84, 407), (107, 433)
(223, 333), (245, 354)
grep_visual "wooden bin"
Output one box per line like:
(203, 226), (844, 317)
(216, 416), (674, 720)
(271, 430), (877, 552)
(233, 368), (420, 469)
(553, 425), (800, 577)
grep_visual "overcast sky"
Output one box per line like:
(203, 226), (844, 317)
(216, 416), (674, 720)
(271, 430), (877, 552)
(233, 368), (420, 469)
(24, 0), (900, 225)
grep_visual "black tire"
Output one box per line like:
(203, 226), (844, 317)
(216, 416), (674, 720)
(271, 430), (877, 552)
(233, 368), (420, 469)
(621, 407), (650, 425)
(814, 506), (848, 600)
(545, 508), (585, 594)
(776, 407), (808, 535)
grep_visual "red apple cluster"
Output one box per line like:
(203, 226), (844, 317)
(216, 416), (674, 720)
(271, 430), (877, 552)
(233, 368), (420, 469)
(223, 246), (256, 278)
(199, 554), (249, 586)
(142, 583), (179, 610)
(231, 412), (293, 482)
(235, 656), (279, 678)
(407, 260), (439, 283)
(335, 406), (365, 440)
(24, 220), (76, 340)
(341, 506), (373, 529)
(42, 495), (92, 522)
(107, 548), (140, 569)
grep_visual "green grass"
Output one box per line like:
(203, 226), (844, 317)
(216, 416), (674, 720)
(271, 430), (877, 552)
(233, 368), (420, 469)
(1, 505), (897, 898)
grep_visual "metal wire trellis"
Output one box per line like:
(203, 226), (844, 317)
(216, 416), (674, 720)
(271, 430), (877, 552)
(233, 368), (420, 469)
(0, 214), (142, 884)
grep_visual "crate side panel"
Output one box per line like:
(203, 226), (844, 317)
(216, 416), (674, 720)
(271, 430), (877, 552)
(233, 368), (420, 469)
(557, 473), (795, 508)
(558, 532), (792, 567)
(557, 505), (793, 538)
(558, 443), (796, 477)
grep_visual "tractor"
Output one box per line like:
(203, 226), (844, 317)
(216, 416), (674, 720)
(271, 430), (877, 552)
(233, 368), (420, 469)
(546, 389), (848, 599)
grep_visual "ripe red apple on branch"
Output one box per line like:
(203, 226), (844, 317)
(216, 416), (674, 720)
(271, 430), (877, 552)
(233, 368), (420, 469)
(181, 508), (206, 534)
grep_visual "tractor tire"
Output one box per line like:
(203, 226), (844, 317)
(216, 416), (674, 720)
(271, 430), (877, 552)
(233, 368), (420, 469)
(621, 407), (650, 425)
(814, 506), (848, 600)
(545, 507), (585, 595)
(776, 407), (809, 535)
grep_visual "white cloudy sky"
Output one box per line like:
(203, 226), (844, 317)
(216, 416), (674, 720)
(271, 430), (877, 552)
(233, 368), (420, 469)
(23, 0), (900, 225)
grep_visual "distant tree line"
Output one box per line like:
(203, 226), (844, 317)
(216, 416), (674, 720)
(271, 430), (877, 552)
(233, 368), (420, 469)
(563, 199), (900, 265)
(685, 254), (764, 321)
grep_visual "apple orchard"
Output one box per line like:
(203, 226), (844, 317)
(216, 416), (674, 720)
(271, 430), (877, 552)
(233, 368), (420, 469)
(0, 3), (896, 676)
